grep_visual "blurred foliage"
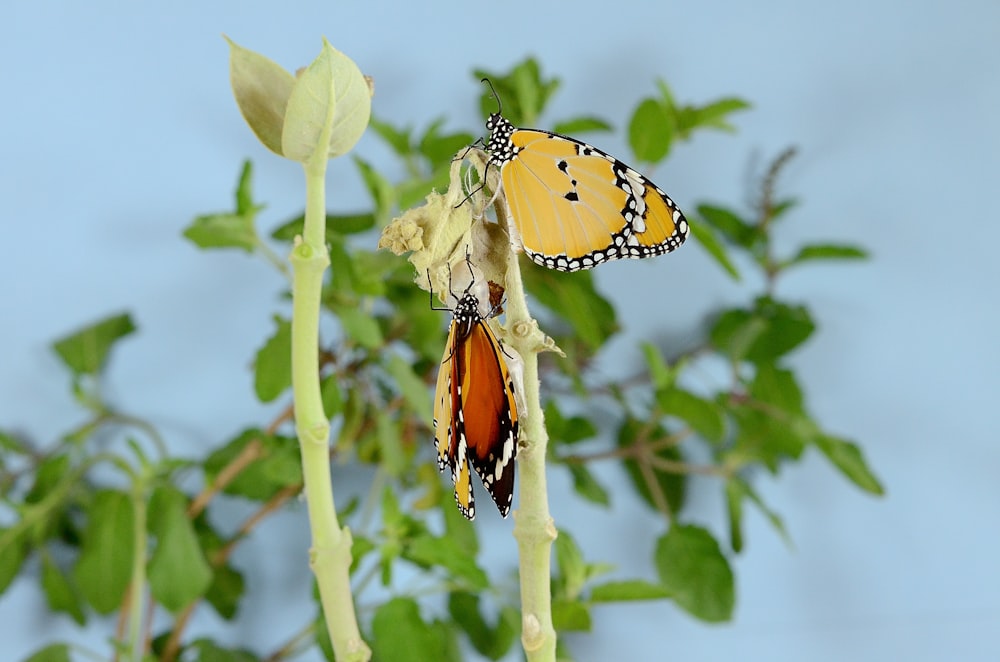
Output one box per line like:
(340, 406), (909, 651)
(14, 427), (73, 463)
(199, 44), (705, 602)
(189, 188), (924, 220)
(1, 56), (880, 662)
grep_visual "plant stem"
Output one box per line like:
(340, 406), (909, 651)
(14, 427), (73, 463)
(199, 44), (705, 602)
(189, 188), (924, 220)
(502, 250), (558, 662)
(291, 156), (369, 661)
(127, 480), (148, 662)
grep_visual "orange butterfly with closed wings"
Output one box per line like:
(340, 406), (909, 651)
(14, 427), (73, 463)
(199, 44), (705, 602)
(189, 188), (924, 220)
(431, 255), (519, 519)
(482, 79), (690, 272)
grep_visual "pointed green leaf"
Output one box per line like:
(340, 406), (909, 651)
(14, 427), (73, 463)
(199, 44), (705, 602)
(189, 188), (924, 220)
(551, 599), (592, 632)
(282, 40), (371, 162)
(655, 524), (734, 622)
(354, 156), (395, 219)
(52, 313), (136, 376)
(226, 37), (295, 156)
(372, 597), (459, 662)
(404, 534), (488, 589)
(23, 644), (71, 662)
(786, 243), (869, 267)
(333, 304), (384, 349)
(641, 342), (681, 391)
(689, 97), (751, 132)
(41, 554), (85, 625)
(475, 58), (559, 127)
(0, 527), (26, 595)
(521, 263), (617, 351)
(203, 429), (302, 502)
(689, 219), (740, 280)
(448, 592), (518, 661)
(629, 98), (673, 163)
(320, 373), (344, 418)
(567, 464), (610, 506)
(814, 435), (885, 495)
(589, 579), (670, 602)
(657, 387), (726, 443)
(73, 490), (134, 613)
(555, 529), (587, 600)
(544, 402), (597, 445)
(147, 486), (212, 612)
(385, 354), (433, 426)
(725, 478), (746, 553)
(697, 204), (755, 248)
(186, 639), (260, 662)
(183, 212), (258, 252)
(254, 315), (292, 402)
(369, 115), (413, 156)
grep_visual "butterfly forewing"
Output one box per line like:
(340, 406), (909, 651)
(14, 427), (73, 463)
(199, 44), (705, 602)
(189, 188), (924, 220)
(487, 114), (689, 271)
(457, 321), (518, 517)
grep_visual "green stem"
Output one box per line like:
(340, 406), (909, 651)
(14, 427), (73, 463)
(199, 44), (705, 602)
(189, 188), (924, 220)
(503, 250), (557, 662)
(127, 480), (148, 662)
(291, 156), (369, 661)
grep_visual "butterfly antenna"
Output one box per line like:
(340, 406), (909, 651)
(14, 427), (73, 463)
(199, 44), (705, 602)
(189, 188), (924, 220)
(481, 77), (501, 114)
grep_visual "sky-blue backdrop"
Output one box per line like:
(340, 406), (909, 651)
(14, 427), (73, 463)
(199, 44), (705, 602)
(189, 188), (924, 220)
(2, 1), (998, 661)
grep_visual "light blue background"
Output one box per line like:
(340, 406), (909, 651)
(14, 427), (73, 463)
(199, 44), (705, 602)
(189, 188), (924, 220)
(2, 1), (998, 660)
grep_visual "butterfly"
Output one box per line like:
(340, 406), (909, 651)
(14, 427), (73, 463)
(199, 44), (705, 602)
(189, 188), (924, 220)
(431, 255), (520, 519)
(481, 80), (690, 272)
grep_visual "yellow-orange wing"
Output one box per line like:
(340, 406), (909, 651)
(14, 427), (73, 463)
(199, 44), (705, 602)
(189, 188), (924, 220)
(485, 114), (689, 272)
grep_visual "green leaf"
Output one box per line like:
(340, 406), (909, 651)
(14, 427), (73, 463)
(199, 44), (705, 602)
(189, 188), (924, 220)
(522, 263), (617, 351)
(0, 527), (27, 595)
(657, 387), (726, 443)
(655, 524), (734, 622)
(567, 464), (610, 506)
(729, 477), (792, 549)
(23, 644), (71, 662)
(786, 243), (869, 267)
(385, 354), (433, 426)
(751, 363), (804, 414)
(196, 518), (245, 620)
(404, 534), (489, 590)
(418, 117), (475, 168)
(711, 298), (815, 364)
(25, 453), (71, 505)
(203, 429), (302, 501)
(617, 418), (686, 515)
(187, 639), (260, 662)
(320, 373), (344, 418)
(281, 39), (371, 162)
(628, 98), (673, 164)
(375, 410), (407, 477)
(52, 312), (136, 376)
(354, 155), (395, 219)
(554, 529), (587, 600)
(689, 219), (740, 280)
(333, 304), (384, 349)
(226, 36), (296, 156)
(147, 486), (213, 612)
(73, 490), (134, 613)
(372, 597), (459, 662)
(253, 315), (291, 402)
(369, 115), (413, 156)
(475, 57), (560, 127)
(551, 598), (592, 632)
(448, 592), (518, 661)
(544, 402), (597, 445)
(183, 212), (258, 252)
(41, 554), (85, 625)
(551, 116), (613, 135)
(725, 478), (745, 553)
(697, 204), (755, 248)
(641, 342), (681, 391)
(688, 97), (751, 132)
(589, 579), (670, 602)
(814, 435), (885, 495)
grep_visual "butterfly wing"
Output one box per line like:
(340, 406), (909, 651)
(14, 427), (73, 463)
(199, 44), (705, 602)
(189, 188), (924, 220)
(494, 125), (689, 271)
(454, 320), (519, 517)
(433, 321), (476, 519)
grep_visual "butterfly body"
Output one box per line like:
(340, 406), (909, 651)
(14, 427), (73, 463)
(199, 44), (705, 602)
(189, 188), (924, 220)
(433, 279), (519, 520)
(485, 112), (690, 272)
